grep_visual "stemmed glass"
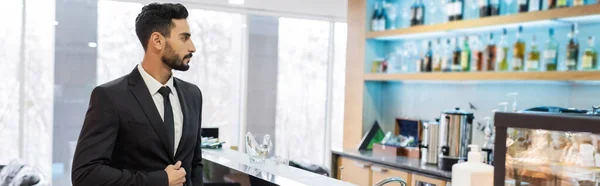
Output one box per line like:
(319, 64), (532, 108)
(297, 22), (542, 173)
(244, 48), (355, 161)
(384, 1), (398, 29)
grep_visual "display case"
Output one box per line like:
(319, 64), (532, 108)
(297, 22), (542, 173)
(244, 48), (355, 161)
(494, 111), (600, 186)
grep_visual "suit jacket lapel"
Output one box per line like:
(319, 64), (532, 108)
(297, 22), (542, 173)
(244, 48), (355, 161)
(174, 78), (191, 158)
(128, 68), (175, 162)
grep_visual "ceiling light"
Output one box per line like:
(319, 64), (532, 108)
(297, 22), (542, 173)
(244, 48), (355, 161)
(88, 42), (97, 48)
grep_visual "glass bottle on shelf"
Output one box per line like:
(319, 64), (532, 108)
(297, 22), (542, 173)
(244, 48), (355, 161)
(408, 42), (421, 73)
(490, 0), (501, 15)
(453, 37), (463, 72)
(461, 36), (472, 72)
(530, 0), (542, 11)
(371, 1), (381, 31)
(418, 0), (426, 25)
(548, 0), (558, 8)
(513, 26), (526, 71)
(378, 3), (387, 31)
(526, 35), (541, 71)
(574, 0), (585, 6)
(473, 35), (485, 71)
(544, 28), (559, 71)
(518, 0), (530, 12)
(557, 0), (568, 7)
(444, 38), (453, 72)
(486, 33), (497, 71)
(498, 28), (510, 71)
(424, 41), (434, 72)
(455, 0), (465, 20)
(411, 0), (419, 26)
(566, 23), (579, 71)
(479, 0), (490, 17)
(582, 36), (598, 70)
(433, 38), (443, 72)
(447, 0), (456, 21)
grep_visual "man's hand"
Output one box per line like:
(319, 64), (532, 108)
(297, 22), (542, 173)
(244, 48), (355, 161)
(165, 161), (186, 186)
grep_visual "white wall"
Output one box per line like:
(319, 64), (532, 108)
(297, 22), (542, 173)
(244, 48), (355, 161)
(121, 0), (347, 21)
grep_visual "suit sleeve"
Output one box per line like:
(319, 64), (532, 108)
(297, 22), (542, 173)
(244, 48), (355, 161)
(191, 87), (204, 186)
(71, 86), (168, 186)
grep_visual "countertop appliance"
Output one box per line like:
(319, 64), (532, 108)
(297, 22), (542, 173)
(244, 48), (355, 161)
(438, 107), (474, 171)
(421, 119), (440, 165)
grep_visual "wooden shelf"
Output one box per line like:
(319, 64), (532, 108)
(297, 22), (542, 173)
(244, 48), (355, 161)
(363, 71), (600, 81)
(367, 4), (600, 39)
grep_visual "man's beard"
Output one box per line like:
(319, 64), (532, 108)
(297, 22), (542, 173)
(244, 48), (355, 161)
(162, 43), (192, 71)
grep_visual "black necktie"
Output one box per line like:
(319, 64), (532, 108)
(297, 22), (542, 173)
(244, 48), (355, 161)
(158, 86), (175, 153)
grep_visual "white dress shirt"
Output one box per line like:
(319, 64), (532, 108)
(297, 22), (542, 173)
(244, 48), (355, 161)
(137, 64), (184, 155)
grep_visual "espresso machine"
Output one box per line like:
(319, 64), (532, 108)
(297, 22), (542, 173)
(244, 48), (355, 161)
(438, 107), (474, 171)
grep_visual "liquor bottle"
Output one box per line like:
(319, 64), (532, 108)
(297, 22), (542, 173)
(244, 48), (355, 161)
(498, 28), (510, 71)
(480, 0), (490, 17)
(433, 38), (443, 72)
(411, 0), (419, 26)
(461, 36), (472, 71)
(453, 37), (463, 71)
(378, 3), (387, 31)
(418, 0), (426, 25)
(474, 35), (485, 71)
(486, 33), (497, 71)
(526, 36), (541, 71)
(530, 0), (542, 11)
(424, 41), (434, 72)
(443, 39), (453, 72)
(544, 28), (559, 71)
(455, 0), (465, 20)
(518, 0), (530, 12)
(574, 0), (585, 6)
(490, 0), (500, 15)
(513, 26), (526, 71)
(582, 36), (597, 70)
(557, 0), (568, 7)
(371, 1), (381, 31)
(447, 0), (456, 21)
(566, 23), (579, 71)
(548, 0), (557, 8)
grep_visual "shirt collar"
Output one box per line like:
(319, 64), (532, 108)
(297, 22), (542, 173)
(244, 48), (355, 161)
(137, 64), (174, 95)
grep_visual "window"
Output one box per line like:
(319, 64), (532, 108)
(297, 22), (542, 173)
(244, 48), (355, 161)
(0, 0), (24, 167)
(276, 17), (331, 165)
(331, 22), (347, 150)
(174, 9), (245, 147)
(97, 1), (143, 85)
(0, 0), (55, 179)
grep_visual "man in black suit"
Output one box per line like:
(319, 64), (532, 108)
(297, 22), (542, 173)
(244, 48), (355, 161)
(71, 3), (203, 186)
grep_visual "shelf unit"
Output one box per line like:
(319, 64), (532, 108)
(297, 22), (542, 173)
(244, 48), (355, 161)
(363, 71), (600, 81)
(342, 0), (600, 155)
(367, 4), (600, 40)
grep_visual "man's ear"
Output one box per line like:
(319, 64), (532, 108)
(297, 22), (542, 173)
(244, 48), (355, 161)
(149, 32), (164, 51)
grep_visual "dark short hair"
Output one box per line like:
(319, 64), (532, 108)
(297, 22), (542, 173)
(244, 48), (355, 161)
(135, 3), (189, 51)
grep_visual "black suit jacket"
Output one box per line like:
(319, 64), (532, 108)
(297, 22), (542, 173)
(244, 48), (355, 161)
(72, 68), (204, 186)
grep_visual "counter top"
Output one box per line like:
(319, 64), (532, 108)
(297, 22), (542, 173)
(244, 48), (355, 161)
(332, 148), (452, 180)
(202, 149), (357, 186)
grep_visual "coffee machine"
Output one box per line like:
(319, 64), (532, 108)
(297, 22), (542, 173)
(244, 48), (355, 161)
(438, 107), (474, 171)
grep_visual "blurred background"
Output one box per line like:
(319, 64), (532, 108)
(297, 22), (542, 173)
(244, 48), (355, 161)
(0, 0), (348, 185)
